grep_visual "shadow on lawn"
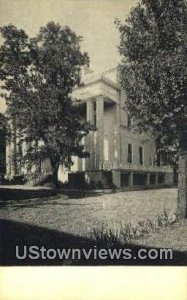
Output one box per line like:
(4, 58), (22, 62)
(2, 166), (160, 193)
(0, 219), (186, 266)
(0, 201), (90, 210)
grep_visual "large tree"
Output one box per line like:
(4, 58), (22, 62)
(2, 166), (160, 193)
(116, 0), (187, 218)
(0, 113), (7, 177)
(0, 22), (91, 186)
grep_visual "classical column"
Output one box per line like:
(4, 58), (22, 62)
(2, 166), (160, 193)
(146, 172), (150, 187)
(85, 100), (94, 170)
(87, 100), (94, 124)
(165, 172), (174, 185)
(6, 141), (12, 178)
(116, 91), (122, 165)
(155, 173), (158, 185)
(96, 96), (104, 169)
(112, 170), (121, 188)
(128, 171), (133, 187)
(9, 119), (18, 177)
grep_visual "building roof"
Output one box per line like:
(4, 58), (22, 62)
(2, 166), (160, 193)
(74, 66), (120, 92)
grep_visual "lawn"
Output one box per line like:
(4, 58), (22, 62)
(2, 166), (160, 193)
(134, 219), (187, 252)
(0, 188), (178, 238)
(1, 187), (187, 266)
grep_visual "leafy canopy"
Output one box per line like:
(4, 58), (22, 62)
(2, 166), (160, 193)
(0, 113), (7, 174)
(0, 22), (91, 176)
(116, 0), (187, 160)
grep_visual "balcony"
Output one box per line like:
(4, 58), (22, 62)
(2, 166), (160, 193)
(99, 160), (173, 174)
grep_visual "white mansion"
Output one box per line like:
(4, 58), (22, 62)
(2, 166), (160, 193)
(5, 67), (174, 188)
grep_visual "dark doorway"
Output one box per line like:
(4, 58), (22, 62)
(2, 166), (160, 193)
(68, 172), (85, 189)
(121, 172), (129, 187)
(158, 173), (165, 184)
(150, 174), (156, 185)
(133, 173), (146, 186)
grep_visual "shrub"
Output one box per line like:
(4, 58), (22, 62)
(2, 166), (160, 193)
(91, 210), (177, 247)
(96, 181), (104, 189)
(12, 175), (27, 185)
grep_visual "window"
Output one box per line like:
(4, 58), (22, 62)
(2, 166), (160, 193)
(157, 153), (161, 166)
(18, 143), (23, 158)
(139, 146), (143, 165)
(127, 144), (132, 164)
(127, 113), (131, 129)
(93, 101), (96, 127)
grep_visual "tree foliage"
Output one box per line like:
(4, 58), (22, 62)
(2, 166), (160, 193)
(116, 0), (187, 218)
(116, 0), (187, 161)
(0, 22), (91, 185)
(0, 113), (7, 175)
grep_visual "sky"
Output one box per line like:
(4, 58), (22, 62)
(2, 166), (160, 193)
(0, 0), (138, 112)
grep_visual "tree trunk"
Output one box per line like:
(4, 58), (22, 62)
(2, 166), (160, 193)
(51, 162), (59, 188)
(177, 152), (187, 219)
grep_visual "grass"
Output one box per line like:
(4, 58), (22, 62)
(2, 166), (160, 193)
(134, 219), (187, 251)
(1, 187), (187, 265)
(91, 209), (177, 246)
(0, 188), (177, 238)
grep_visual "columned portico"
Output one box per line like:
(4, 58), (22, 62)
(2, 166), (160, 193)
(67, 67), (174, 189)
(84, 95), (105, 170)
